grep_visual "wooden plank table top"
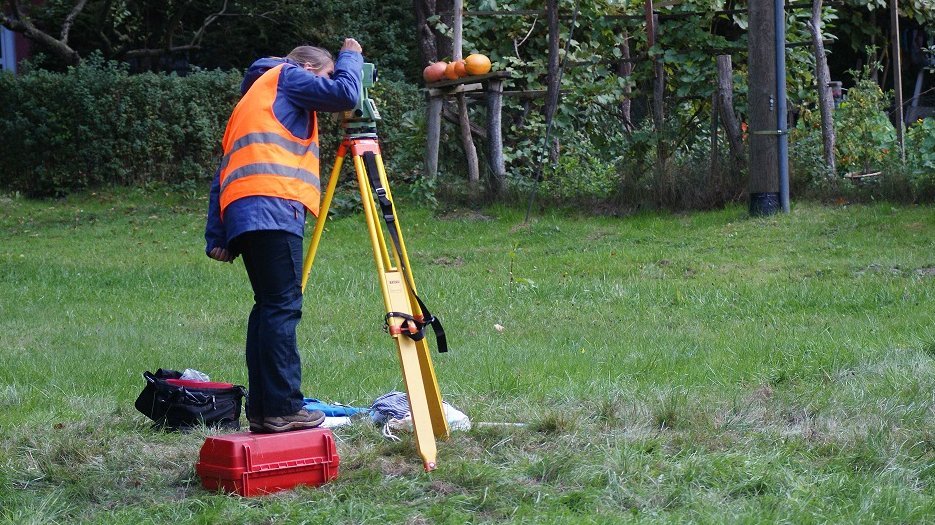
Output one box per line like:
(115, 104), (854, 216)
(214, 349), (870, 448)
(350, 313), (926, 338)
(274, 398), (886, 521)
(424, 71), (511, 90)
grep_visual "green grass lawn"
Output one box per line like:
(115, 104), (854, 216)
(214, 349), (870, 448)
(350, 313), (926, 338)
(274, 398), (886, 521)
(1, 189), (934, 524)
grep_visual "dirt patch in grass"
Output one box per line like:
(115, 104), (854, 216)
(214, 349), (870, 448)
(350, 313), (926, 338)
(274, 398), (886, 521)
(748, 384), (774, 403)
(438, 209), (494, 221)
(428, 479), (462, 495)
(432, 256), (465, 267)
(376, 455), (420, 477)
(585, 229), (617, 242)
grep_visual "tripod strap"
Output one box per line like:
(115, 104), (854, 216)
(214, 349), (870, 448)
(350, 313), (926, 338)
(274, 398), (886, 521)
(361, 151), (448, 353)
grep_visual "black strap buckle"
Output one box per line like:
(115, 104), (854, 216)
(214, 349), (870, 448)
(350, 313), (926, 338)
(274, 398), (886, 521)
(385, 312), (427, 342)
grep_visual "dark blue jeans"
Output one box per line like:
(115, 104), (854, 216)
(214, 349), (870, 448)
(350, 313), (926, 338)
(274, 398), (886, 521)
(234, 230), (305, 419)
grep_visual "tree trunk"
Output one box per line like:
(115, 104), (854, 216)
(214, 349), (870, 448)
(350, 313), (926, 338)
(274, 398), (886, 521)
(413, 0), (438, 63)
(451, 0), (479, 192)
(486, 79), (506, 196)
(716, 55), (744, 166)
(413, 0), (454, 64)
(436, 0), (454, 61)
(809, 0), (836, 175)
(458, 96), (480, 191)
(543, 0), (562, 163)
(710, 91), (720, 192)
(890, 0), (905, 161)
(616, 31), (634, 132)
(646, 7), (669, 205)
(544, 0), (561, 129)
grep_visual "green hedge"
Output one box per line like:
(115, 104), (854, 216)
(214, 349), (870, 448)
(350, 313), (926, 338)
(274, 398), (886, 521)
(0, 56), (426, 198)
(0, 57), (241, 197)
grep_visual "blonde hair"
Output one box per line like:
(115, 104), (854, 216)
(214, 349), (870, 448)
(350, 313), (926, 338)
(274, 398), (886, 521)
(286, 46), (334, 73)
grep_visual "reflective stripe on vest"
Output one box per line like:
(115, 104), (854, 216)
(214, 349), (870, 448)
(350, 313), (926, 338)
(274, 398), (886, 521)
(219, 63), (321, 217)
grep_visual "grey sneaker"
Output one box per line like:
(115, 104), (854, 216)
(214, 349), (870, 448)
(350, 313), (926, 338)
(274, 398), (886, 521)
(248, 416), (264, 433)
(261, 409), (325, 433)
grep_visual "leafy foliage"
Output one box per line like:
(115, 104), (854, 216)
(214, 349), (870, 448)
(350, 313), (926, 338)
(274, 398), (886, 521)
(0, 54), (241, 196)
(791, 58), (935, 204)
(25, 0), (420, 81)
(845, 0), (935, 25)
(903, 117), (935, 200)
(0, 55), (432, 198)
(834, 77), (896, 175)
(458, 0), (752, 207)
(7, 0), (934, 208)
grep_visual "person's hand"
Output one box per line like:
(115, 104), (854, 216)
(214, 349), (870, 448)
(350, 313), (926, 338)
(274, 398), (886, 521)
(208, 246), (235, 263)
(341, 38), (362, 54)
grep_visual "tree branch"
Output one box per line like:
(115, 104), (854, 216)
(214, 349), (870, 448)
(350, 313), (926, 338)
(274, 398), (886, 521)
(61, 0), (89, 44)
(190, 0), (228, 48)
(2, 0), (83, 64)
(124, 45), (199, 58)
(513, 15), (537, 58)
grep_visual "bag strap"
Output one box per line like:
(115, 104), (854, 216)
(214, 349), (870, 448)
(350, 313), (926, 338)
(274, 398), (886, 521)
(361, 151), (448, 353)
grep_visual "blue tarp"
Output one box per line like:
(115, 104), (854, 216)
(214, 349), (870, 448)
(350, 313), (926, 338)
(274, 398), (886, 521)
(302, 398), (368, 417)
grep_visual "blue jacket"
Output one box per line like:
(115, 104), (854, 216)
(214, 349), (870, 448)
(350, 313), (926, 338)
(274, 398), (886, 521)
(205, 50), (363, 257)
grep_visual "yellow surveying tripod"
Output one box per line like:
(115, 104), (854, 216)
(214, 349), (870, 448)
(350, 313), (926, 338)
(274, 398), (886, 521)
(300, 64), (450, 471)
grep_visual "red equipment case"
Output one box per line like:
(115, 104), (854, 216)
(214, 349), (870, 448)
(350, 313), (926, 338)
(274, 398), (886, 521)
(195, 428), (340, 497)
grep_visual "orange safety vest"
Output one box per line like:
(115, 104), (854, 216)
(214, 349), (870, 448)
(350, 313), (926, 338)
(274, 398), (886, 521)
(219, 63), (321, 218)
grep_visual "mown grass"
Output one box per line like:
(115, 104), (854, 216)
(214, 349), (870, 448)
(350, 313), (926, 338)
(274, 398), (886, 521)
(1, 188), (934, 524)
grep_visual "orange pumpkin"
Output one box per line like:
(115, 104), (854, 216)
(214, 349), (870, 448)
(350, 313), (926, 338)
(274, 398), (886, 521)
(444, 61), (460, 80)
(454, 60), (467, 77)
(422, 62), (447, 83)
(464, 54), (492, 75)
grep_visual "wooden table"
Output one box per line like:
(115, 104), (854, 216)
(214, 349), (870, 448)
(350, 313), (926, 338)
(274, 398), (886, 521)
(424, 71), (511, 194)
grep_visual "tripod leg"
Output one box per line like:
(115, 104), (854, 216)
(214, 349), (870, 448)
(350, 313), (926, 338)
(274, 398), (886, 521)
(371, 152), (450, 441)
(352, 149), (446, 470)
(301, 143), (348, 293)
(385, 270), (440, 471)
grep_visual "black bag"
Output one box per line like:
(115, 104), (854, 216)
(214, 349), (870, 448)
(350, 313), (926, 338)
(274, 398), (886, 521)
(134, 369), (246, 431)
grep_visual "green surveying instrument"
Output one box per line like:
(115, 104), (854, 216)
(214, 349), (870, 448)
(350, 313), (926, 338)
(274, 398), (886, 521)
(300, 63), (450, 471)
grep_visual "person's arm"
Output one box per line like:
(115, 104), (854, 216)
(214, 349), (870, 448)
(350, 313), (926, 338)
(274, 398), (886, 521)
(205, 166), (234, 262)
(281, 45), (363, 113)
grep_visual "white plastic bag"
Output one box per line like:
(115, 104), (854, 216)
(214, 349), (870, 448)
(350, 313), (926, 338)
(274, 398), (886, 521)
(385, 402), (471, 432)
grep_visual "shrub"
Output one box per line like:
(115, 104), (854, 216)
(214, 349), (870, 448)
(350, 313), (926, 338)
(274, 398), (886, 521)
(0, 55), (241, 197)
(540, 134), (620, 203)
(788, 65), (935, 204)
(834, 77), (897, 176)
(0, 56), (428, 199)
(904, 117), (935, 201)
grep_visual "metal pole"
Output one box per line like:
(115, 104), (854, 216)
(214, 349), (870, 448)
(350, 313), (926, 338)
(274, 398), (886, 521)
(890, 0), (906, 161)
(775, 0), (790, 213)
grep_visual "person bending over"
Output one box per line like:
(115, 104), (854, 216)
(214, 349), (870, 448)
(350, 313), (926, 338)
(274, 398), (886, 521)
(205, 38), (363, 432)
